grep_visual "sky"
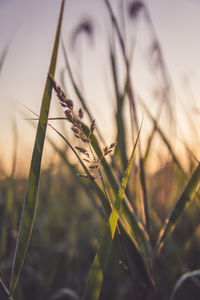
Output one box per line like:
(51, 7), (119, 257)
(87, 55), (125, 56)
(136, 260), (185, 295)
(0, 0), (200, 174)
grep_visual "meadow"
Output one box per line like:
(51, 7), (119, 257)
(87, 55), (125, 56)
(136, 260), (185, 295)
(0, 1), (200, 299)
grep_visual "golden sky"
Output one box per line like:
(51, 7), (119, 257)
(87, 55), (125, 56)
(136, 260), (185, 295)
(0, 0), (200, 174)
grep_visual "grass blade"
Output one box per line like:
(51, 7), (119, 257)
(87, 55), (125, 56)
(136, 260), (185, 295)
(50, 288), (80, 300)
(82, 128), (140, 300)
(9, 1), (65, 296)
(156, 163), (200, 255)
(139, 98), (186, 179)
(0, 44), (9, 76)
(109, 42), (127, 169)
(46, 135), (107, 220)
(62, 42), (105, 145)
(169, 270), (200, 300)
(0, 279), (13, 300)
(81, 124), (151, 259)
(25, 112), (153, 288)
(0, 120), (17, 258)
(44, 121), (153, 288)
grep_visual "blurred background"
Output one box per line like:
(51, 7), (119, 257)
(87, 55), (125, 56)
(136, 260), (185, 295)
(0, 0), (200, 174)
(1, 1), (200, 299)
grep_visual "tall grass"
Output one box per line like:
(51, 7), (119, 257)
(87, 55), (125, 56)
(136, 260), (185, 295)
(0, 1), (200, 300)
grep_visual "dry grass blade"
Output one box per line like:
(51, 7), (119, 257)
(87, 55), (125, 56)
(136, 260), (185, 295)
(156, 163), (200, 255)
(9, 1), (65, 296)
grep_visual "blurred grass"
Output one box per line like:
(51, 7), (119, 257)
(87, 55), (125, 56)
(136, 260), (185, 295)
(0, 1), (200, 300)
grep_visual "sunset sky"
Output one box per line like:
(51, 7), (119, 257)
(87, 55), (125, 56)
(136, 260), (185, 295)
(0, 0), (200, 173)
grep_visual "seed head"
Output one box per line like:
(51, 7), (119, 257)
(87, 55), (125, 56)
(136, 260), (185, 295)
(78, 174), (88, 178)
(75, 146), (87, 154)
(103, 146), (108, 153)
(109, 142), (117, 149)
(65, 110), (75, 123)
(89, 163), (99, 169)
(128, 1), (144, 19)
(49, 74), (74, 110)
(78, 108), (84, 120)
(90, 119), (96, 134)
(81, 137), (90, 143)
(71, 126), (80, 135)
(65, 99), (74, 110)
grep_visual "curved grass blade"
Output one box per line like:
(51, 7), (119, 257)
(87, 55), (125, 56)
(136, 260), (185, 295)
(82, 128), (141, 300)
(169, 270), (200, 300)
(50, 288), (80, 300)
(0, 279), (13, 300)
(9, 1), (65, 296)
(156, 163), (200, 255)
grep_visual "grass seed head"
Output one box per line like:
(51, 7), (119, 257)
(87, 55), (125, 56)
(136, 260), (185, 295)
(128, 1), (144, 19)
(109, 142), (117, 149)
(77, 173), (97, 180)
(81, 137), (90, 143)
(49, 75), (74, 110)
(78, 108), (84, 119)
(65, 110), (75, 123)
(89, 163), (99, 169)
(77, 174), (88, 178)
(75, 146), (87, 154)
(90, 119), (96, 134)
(71, 126), (80, 135)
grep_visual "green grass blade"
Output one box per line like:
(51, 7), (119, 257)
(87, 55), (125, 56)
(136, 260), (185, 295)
(0, 121), (17, 258)
(82, 129), (140, 300)
(39, 117), (153, 288)
(81, 124), (151, 260)
(169, 269), (200, 300)
(46, 125), (154, 288)
(109, 42), (127, 169)
(47, 121), (153, 288)
(23, 109), (111, 218)
(9, 1), (65, 296)
(156, 163), (200, 255)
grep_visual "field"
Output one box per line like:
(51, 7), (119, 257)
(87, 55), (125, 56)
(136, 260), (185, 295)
(0, 1), (200, 299)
